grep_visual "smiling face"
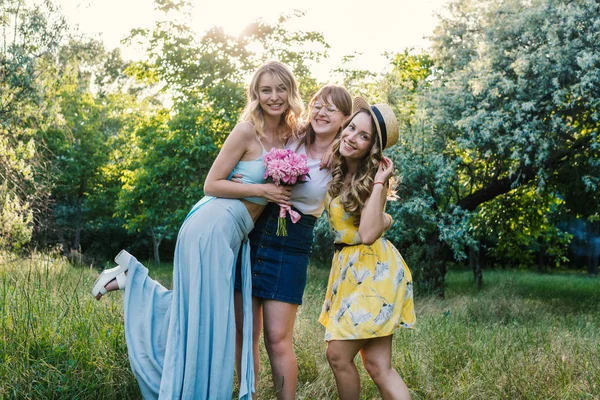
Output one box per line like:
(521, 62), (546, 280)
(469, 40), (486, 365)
(258, 72), (289, 118)
(339, 111), (375, 160)
(309, 94), (347, 138)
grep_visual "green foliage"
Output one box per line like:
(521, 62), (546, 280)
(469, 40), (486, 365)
(380, 50), (462, 294)
(0, 0), (66, 250)
(472, 187), (573, 268)
(36, 38), (152, 255)
(311, 212), (334, 266)
(428, 0), (600, 211)
(332, 53), (380, 100)
(114, 4), (330, 262)
(115, 108), (215, 244)
(3, 0), (599, 290)
(0, 183), (32, 249)
(378, 0), (600, 293)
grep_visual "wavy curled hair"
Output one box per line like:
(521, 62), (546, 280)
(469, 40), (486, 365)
(295, 84), (352, 152)
(327, 109), (382, 224)
(240, 61), (304, 142)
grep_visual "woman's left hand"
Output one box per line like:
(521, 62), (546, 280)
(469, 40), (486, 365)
(374, 156), (394, 184)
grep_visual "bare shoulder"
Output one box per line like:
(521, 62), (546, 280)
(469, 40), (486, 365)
(231, 121), (257, 140)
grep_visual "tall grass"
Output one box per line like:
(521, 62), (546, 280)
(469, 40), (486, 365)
(1, 253), (598, 399)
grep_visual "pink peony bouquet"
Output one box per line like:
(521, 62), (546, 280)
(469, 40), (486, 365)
(263, 148), (310, 236)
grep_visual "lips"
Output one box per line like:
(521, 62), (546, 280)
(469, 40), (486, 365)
(342, 139), (356, 151)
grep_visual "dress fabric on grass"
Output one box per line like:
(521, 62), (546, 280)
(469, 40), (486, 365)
(121, 197), (255, 399)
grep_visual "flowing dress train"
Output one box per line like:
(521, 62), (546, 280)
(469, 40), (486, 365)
(120, 197), (255, 399)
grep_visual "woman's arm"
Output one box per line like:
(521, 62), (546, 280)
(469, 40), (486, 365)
(203, 122), (292, 204)
(358, 156), (394, 245)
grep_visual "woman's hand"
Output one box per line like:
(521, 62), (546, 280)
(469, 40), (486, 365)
(230, 173), (243, 183)
(319, 146), (334, 170)
(261, 183), (292, 206)
(374, 156), (394, 184)
(229, 173), (291, 205)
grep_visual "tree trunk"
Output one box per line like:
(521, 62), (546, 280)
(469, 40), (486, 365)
(151, 228), (162, 265)
(588, 221), (599, 276)
(537, 244), (546, 273)
(420, 233), (449, 298)
(56, 228), (69, 256)
(470, 244), (482, 289)
(458, 135), (592, 212)
(73, 194), (82, 252)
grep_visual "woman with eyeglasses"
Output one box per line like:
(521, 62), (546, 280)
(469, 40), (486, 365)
(232, 84), (352, 399)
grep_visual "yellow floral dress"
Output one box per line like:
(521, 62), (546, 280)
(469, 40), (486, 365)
(318, 194), (416, 341)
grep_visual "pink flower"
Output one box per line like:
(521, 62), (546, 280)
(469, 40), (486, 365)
(263, 148), (311, 236)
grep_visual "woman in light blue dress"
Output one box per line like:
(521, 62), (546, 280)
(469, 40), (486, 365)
(91, 61), (303, 399)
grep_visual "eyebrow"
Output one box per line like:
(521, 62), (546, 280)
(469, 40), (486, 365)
(350, 122), (373, 137)
(260, 84), (286, 89)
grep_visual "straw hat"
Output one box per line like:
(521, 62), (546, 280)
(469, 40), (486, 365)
(352, 96), (399, 151)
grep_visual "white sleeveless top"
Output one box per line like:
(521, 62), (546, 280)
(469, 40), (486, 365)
(287, 140), (332, 218)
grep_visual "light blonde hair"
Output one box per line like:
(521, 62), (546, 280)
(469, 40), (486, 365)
(327, 109), (382, 224)
(240, 61), (304, 141)
(297, 84), (352, 152)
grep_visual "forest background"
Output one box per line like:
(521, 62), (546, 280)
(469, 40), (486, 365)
(1, 0), (599, 398)
(2, 0), (598, 293)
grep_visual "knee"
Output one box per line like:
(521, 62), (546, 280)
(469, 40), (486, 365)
(362, 357), (387, 384)
(326, 346), (347, 372)
(264, 328), (291, 356)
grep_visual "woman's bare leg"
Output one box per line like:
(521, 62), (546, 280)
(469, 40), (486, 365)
(360, 335), (410, 400)
(262, 300), (299, 399)
(326, 339), (366, 400)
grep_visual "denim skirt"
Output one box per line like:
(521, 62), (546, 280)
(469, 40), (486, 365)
(235, 202), (317, 304)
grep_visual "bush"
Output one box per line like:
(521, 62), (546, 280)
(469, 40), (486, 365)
(310, 213), (334, 267)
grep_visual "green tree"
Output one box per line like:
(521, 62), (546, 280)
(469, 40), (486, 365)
(115, 108), (217, 264)
(472, 188), (572, 270)
(115, 0), (329, 262)
(391, 0), (600, 294)
(0, 0), (66, 250)
(36, 39), (148, 256)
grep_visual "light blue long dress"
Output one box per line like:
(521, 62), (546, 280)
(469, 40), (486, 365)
(120, 153), (267, 399)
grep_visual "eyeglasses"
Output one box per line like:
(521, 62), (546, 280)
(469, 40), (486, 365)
(311, 101), (339, 115)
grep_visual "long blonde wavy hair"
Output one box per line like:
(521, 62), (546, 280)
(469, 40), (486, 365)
(240, 61), (304, 142)
(327, 109), (382, 224)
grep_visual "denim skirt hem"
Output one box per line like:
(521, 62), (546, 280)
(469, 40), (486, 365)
(235, 203), (317, 305)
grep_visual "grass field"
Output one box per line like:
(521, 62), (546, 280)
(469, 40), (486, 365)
(1, 252), (598, 399)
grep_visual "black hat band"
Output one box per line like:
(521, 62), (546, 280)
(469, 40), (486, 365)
(371, 106), (387, 149)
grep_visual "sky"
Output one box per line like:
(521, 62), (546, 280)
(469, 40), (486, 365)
(56, 0), (450, 81)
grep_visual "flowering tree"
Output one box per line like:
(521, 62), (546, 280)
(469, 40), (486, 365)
(382, 0), (600, 295)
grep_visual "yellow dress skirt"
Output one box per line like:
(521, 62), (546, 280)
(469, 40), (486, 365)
(318, 195), (416, 341)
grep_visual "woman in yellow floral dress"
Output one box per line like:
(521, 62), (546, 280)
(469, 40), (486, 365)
(319, 97), (416, 400)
